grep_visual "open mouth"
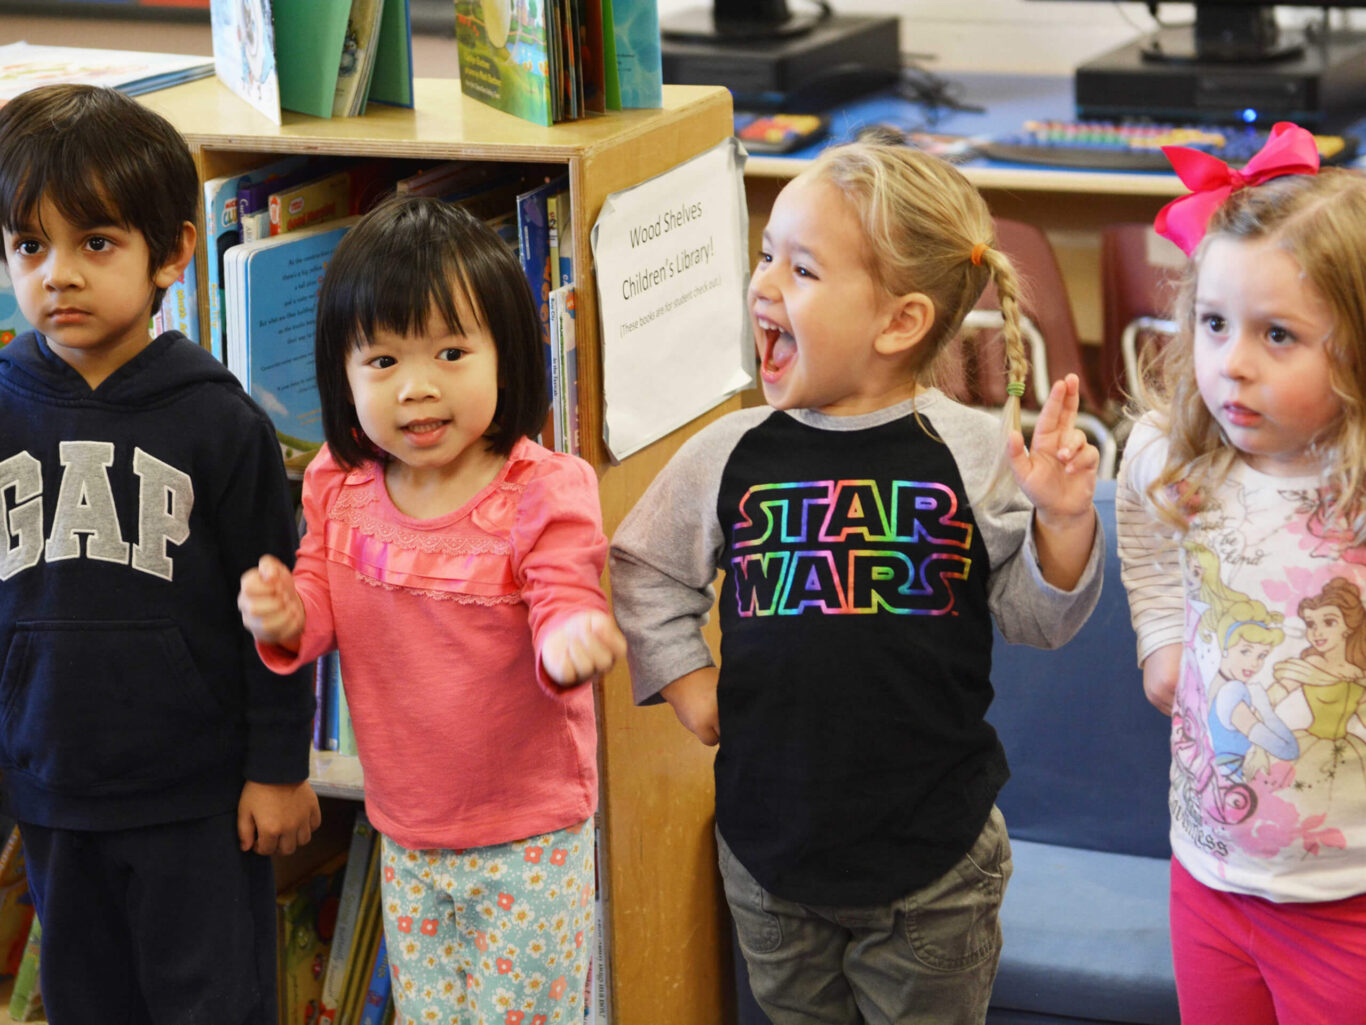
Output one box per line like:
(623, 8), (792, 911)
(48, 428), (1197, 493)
(757, 317), (795, 377)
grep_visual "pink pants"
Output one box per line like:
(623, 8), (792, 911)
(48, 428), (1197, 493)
(1170, 857), (1366, 1024)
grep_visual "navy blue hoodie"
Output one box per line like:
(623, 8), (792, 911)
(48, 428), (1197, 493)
(0, 331), (313, 830)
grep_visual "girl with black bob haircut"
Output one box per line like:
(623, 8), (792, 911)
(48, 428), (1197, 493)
(314, 193), (548, 466)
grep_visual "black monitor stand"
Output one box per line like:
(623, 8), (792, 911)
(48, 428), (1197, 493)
(1074, 21), (1366, 130)
(660, 5), (903, 111)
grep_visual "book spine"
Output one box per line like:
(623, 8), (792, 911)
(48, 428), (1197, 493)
(318, 808), (376, 1022)
(8, 916), (41, 1021)
(357, 934), (392, 1025)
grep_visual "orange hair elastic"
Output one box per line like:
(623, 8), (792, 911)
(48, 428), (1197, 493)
(970, 242), (990, 266)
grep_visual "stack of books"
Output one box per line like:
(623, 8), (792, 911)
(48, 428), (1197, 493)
(0, 41), (214, 105)
(209, 0), (414, 123)
(453, 0), (662, 126)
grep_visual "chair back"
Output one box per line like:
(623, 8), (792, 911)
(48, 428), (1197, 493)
(1100, 223), (1184, 408)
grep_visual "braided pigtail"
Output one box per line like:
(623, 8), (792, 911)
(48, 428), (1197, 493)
(977, 243), (1031, 507)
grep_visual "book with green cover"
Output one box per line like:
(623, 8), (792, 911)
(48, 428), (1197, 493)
(455, 0), (553, 126)
(8, 916), (41, 1022)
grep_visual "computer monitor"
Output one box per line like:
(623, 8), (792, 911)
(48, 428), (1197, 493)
(1068, 2), (1366, 128)
(662, 0), (824, 42)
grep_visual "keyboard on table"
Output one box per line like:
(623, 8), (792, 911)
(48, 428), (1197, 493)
(975, 120), (1359, 171)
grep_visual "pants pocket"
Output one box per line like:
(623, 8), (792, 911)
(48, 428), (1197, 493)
(716, 827), (783, 956)
(901, 805), (1013, 972)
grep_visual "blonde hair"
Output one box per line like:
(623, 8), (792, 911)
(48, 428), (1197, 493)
(802, 143), (1030, 502)
(1136, 168), (1366, 538)
(1214, 599), (1285, 654)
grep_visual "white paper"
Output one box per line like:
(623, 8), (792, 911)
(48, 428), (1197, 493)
(592, 136), (754, 462)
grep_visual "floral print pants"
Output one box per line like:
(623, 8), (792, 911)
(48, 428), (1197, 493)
(380, 820), (595, 1025)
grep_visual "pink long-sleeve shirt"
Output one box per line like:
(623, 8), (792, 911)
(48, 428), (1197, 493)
(259, 438), (605, 851)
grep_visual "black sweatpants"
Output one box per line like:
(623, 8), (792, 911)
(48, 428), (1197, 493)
(20, 812), (276, 1025)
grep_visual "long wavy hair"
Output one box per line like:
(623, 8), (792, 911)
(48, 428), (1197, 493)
(1136, 169), (1366, 539)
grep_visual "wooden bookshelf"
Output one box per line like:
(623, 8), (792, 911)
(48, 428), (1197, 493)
(142, 78), (739, 1025)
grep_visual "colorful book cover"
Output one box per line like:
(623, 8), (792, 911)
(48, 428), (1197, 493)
(454, 0), (553, 127)
(154, 255), (200, 344)
(205, 161), (314, 362)
(210, 0), (281, 124)
(237, 160), (320, 243)
(318, 808), (377, 1024)
(610, 0), (661, 109)
(356, 934), (392, 1025)
(7, 916), (41, 1022)
(0, 826), (34, 977)
(225, 217), (359, 474)
(277, 853), (347, 1025)
(0, 260), (33, 347)
(0, 41), (213, 104)
(269, 169), (353, 235)
(516, 173), (567, 366)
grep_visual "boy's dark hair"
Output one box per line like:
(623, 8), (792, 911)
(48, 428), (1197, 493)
(315, 194), (549, 468)
(0, 84), (198, 309)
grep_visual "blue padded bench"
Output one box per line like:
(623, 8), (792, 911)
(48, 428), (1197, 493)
(985, 478), (1178, 1025)
(730, 480), (1178, 1025)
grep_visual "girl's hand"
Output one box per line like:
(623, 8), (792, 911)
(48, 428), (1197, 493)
(238, 554), (306, 651)
(660, 667), (720, 746)
(1007, 374), (1099, 528)
(541, 609), (628, 686)
(1141, 644), (1182, 716)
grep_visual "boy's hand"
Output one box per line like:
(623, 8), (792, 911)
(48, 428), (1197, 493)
(237, 780), (321, 855)
(1008, 374), (1099, 527)
(238, 554), (305, 651)
(541, 609), (627, 686)
(661, 667), (720, 746)
(1142, 644), (1181, 716)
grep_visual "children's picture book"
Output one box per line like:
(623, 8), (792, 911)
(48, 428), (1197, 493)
(7, 916), (41, 1022)
(276, 853), (347, 1025)
(153, 256), (200, 344)
(0, 41), (214, 105)
(0, 262), (33, 347)
(318, 808), (378, 1024)
(211, 0), (413, 122)
(357, 933), (392, 1025)
(0, 826), (34, 978)
(549, 283), (578, 455)
(336, 857), (383, 1024)
(610, 0), (662, 108)
(209, 0), (281, 123)
(454, 0), (554, 127)
(225, 217), (360, 474)
(202, 156), (313, 361)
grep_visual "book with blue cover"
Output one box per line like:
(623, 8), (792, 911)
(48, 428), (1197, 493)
(202, 156), (313, 361)
(0, 262), (33, 347)
(610, 0), (662, 108)
(225, 217), (359, 474)
(516, 174), (569, 431)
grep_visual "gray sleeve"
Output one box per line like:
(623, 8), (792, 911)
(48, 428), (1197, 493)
(929, 397), (1105, 649)
(609, 408), (772, 704)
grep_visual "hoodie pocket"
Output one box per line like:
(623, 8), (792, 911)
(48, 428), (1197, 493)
(0, 620), (227, 793)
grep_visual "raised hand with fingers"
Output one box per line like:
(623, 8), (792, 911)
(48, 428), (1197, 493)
(1007, 373), (1099, 591)
(540, 609), (628, 686)
(238, 554), (306, 651)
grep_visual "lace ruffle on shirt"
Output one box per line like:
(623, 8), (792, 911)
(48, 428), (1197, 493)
(325, 474), (522, 604)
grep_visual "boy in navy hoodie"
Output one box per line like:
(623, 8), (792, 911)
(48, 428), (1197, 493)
(0, 84), (319, 1022)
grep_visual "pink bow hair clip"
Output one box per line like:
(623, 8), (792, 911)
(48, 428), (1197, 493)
(1153, 121), (1321, 256)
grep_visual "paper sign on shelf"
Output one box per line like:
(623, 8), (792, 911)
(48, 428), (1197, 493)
(591, 136), (754, 462)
